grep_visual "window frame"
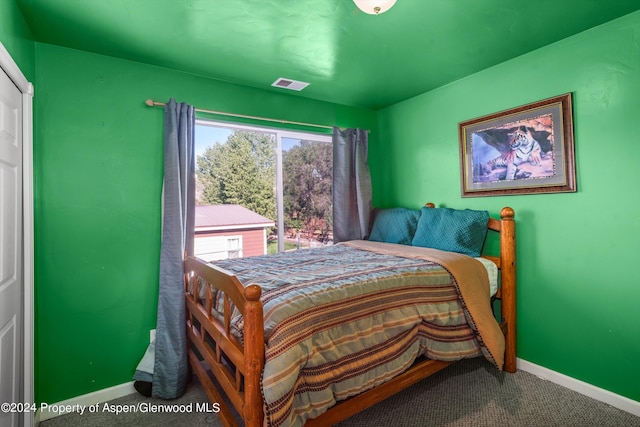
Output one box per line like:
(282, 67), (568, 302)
(226, 236), (242, 259)
(195, 119), (332, 253)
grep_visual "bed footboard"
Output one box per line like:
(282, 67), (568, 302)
(184, 257), (264, 427)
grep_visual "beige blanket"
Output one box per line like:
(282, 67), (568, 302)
(342, 240), (505, 369)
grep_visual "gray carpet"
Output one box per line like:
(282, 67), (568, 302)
(40, 358), (640, 427)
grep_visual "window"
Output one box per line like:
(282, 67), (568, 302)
(195, 120), (332, 257)
(227, 238), (240, 259)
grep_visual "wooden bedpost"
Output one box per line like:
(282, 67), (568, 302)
(499, 207), (516, 373)
(243, 284), (264, 427)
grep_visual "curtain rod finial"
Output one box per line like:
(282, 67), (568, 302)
(145, 99), (155, 107)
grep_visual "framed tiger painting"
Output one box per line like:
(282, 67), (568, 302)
(458, 93), (576, 197)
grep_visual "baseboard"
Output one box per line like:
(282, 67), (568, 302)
(517, 358), (640, 417)
(36, 381), (136, 423)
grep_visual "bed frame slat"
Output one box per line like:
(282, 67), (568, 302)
(187, 322), (245, 412)
(185, 296), (245, 372)
(305, 359), (453, 427)
(188, 350), (241, 427)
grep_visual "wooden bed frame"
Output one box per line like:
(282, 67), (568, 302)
(184, 205), (516, 427)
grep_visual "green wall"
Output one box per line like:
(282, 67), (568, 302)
(1, 0), (35, 80)
(376, 11), (640, 401)
(33, 43), (377, 404)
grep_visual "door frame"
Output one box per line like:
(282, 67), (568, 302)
(0, 42), (34, 427)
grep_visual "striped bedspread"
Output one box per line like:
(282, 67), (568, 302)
(211, 240), (504, 427)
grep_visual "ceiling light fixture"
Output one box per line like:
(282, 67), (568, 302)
(353, 0), (397, 15)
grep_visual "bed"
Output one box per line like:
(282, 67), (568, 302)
(184, 203), (516, 427)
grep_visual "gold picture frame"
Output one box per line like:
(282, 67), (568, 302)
(459, 93), (576, 197)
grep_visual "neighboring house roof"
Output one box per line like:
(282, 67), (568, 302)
(195, 204), (275, 231)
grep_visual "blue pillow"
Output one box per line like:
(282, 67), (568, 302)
(411, 207), (489, 257)
(368, 208), (421, 245)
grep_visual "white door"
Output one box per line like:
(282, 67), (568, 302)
(0, 66), (23, 427)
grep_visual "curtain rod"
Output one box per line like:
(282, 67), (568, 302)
(145, 99), (334, 131)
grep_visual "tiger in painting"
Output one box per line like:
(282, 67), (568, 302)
(483, 126), (542, 180)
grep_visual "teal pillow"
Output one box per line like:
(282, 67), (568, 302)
(411, 207), (489, 257)
(368, 208), (421, 245)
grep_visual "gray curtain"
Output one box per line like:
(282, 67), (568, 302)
(134, 98), (195, 399)
(332, 127), (372, 243)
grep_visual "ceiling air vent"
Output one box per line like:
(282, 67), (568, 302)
(271, 77), (310, 91)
